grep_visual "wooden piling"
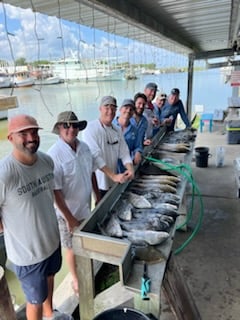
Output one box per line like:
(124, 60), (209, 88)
(0, 265), (17, 320)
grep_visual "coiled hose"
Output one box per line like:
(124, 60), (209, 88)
(144, 156), (204, 255)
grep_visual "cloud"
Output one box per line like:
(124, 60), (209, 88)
(0, 3), (188, 67)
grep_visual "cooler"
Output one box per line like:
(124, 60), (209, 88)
(226, 119), (240, 144)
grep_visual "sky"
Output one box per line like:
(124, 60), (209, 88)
(0, 3), (190, 68)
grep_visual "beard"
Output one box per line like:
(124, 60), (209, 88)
(17, 140), (40, 155)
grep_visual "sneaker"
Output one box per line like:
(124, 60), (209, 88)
(42, 310), (74, 320)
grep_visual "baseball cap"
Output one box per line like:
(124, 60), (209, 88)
(145, 82), (158, 91)
(121, 99), (135, 108)
(159, 93), (167, 100)
(52, 111), (87, 134)
(100, 96), (117, 107)
(8, 114), (42, 136)
(171, 88), (180, 95)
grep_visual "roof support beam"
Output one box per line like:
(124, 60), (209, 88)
(194, 48), (238, 60)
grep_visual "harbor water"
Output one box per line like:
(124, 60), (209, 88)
(0, 69), (233, 159)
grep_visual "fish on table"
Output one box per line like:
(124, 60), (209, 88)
(130, 182), (177, 193)
(134, 177), (178, 187)
(127, 189), (181, 206)
(132, 208), (179, 220)
(140, 174), (181, 181)
(122, 230), (169, 246)
(120, 215), (171, 232)
(98, 214), (123, 238)
(155, 142), (191, 153)
(125, 191), (152, 208)
(139, 174), (181, 183)
(113, 199), (133, 221)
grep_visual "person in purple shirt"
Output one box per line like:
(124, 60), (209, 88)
(161, 88), (191, 131)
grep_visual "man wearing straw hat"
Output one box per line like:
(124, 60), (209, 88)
(48, 110), (101, 296)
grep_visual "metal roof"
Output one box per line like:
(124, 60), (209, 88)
(3, 0), (240, 60)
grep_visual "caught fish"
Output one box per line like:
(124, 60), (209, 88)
(98, 214), (123, 238)
(131, 182), (177, 193)
(145, 192), (180, 205)
(126, 192), (152, 208)
(121, 215), (171, 232)
(113, 199), (133, 221)
(123, 230), (169, 246)
(134, 178), (177, 187)
(156, 142), (190, 153)
(132, 208), (179, 220)
(150, 202), (178, 211)
(140, 175), (181, 183)
(127, 189), (180, 206)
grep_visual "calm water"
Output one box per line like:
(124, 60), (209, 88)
(0, 69), (233, 158)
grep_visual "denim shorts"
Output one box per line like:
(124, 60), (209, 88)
(14, 244), (62, 304)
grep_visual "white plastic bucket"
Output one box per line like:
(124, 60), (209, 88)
(215, 146), (225, 167)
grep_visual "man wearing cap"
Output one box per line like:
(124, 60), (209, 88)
(113, 98), (143, 172)
(82, 96), (134, 198)
(161, 88), (191, 131)
(0, 114), (69, 320)
(152, 93), (172, 135)
(48, 110), (101, 296)
(143, 82), (160, 139)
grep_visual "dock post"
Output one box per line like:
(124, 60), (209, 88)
(0, 265), (17, 320)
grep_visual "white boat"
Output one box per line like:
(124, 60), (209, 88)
(11, 71), (35, 87)
(50, 58), (125, 81)
(0, 72), (11, 88)
(34, 76), (61, 85)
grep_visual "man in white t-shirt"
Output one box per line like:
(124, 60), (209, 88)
(82, 96), (134, 198)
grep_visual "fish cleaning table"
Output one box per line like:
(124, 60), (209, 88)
(72, 128), (201, 320)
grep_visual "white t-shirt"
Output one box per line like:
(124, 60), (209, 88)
(82, 119), (132, 190)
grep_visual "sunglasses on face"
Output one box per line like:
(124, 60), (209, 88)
(62, 122), (79, 129)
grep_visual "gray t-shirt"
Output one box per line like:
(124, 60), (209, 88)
(0, 151), (60, 266)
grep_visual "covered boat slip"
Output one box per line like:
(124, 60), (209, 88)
(72, 127), (201, 320)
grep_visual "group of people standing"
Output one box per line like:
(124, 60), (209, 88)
(0, 82), (191, 320)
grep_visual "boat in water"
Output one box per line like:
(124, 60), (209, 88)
(50, 57), (126, 82)
(0, 72), (11, 88)
(34, 76), (62, 85)
(31, 66), (62, 85)
(11, 71), (35, 87)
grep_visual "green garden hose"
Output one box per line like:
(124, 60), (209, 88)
(144, 156), (204, 255)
